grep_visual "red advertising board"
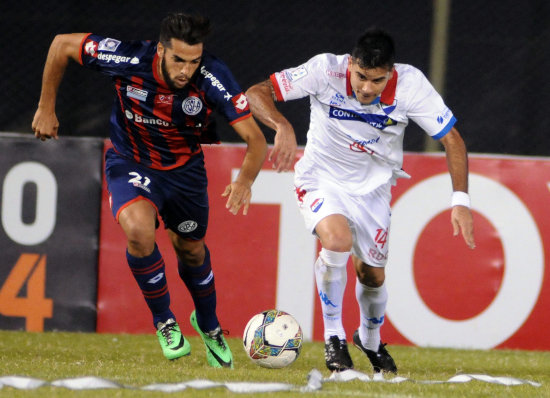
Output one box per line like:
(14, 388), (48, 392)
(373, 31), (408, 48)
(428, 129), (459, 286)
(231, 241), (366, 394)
(97, 144), (550, 350)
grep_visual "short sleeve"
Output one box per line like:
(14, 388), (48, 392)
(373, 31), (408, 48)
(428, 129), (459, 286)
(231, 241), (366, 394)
(270, 54), (327, 102)
(80, 34), (146, 76)
(405, 68), (456, 139)
(199, 56), (251, 125)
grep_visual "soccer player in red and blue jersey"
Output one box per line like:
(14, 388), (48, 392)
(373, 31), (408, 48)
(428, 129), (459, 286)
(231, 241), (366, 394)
(32, 13), (267, 368)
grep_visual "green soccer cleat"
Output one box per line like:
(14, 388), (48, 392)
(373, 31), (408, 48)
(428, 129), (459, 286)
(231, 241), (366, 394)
(156, 318), (191, 360)
(190, 310), (233, 368)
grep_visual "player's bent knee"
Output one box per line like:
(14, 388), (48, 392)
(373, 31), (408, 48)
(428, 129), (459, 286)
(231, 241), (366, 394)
(356, 266), (385, 287)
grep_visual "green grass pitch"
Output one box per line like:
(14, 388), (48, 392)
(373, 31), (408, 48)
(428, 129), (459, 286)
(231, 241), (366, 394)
(0, 330), (548, 397)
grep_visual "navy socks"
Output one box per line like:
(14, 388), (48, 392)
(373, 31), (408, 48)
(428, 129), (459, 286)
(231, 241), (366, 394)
(178, 245), (219, 333)
(127, 244), (174, 327)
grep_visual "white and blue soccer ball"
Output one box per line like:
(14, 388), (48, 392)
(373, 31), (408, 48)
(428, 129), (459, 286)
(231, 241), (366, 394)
(243, 309), (303, 369)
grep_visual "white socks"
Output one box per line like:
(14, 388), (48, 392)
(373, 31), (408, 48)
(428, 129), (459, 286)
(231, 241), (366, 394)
(314, 248), (350, 341)
(356, 281), (388, 351)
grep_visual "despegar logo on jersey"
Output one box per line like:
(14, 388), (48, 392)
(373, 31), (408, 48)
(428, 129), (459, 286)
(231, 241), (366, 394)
(97, 52), (139, 64)
(124, 110), (170, 126)
(200, 66), (231, 100)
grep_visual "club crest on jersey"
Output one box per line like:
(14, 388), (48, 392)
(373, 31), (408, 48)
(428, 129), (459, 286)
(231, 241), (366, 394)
(310, 198), (324, 213)
(182, 96), (203, 115)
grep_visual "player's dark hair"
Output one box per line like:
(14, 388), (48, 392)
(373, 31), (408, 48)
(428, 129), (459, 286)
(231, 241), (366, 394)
(159, 12), (211, 47)
(352, 28), (395, 70)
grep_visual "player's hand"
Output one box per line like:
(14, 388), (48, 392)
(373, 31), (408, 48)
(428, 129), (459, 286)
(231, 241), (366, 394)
(32, 107), (59, 141)
(222, 180), (252, 215)
(451, 206), (475, 249)
(269, 125), (297, 172)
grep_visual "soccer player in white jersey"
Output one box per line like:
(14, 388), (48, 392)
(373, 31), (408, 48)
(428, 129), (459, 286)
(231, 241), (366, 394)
(246, 28), (475, 374)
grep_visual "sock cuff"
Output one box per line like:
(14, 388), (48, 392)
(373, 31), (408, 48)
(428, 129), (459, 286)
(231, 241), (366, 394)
(178, 244), (211, 274)
(357, 281), (386, 292)
(320, 248), (350, 267)
(126, 243), (160, 266)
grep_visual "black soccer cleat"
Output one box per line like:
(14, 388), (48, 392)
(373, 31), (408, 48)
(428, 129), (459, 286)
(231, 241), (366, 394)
(324, 335), (354, 372)
(353, 329), (397, 374)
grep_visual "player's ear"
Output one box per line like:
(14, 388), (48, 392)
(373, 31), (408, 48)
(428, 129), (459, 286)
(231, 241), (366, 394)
(157, 42), (165, 58)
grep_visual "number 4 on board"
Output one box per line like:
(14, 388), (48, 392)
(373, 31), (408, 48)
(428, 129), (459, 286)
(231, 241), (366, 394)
(0, 254), (53, 331)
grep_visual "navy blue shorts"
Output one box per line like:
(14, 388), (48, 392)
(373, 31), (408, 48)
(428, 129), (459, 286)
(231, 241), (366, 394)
(105, 148), (209, 240)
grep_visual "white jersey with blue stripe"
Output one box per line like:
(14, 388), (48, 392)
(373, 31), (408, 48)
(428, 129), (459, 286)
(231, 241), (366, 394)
(270, 53), (456, 195)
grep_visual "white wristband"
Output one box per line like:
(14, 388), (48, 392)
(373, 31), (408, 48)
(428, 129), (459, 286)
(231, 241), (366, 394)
(451, 191), (471, 208)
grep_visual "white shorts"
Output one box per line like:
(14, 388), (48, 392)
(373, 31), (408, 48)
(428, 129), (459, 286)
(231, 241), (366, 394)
(295, 181), (392, 267)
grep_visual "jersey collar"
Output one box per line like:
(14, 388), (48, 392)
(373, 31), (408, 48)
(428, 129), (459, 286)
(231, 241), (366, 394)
(380, 69), (398, 105)
(346, 66), (399, 106)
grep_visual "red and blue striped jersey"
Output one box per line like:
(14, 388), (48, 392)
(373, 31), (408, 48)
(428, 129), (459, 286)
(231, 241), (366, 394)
(79, 34), (251, 170)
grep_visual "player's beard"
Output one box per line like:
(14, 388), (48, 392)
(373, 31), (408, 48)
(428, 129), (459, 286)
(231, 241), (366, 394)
(160, 55), (186, 92)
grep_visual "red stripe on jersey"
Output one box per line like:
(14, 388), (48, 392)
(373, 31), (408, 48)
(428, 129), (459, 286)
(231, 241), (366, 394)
(151, 86), (183, 161)
(346, 67), (353, 97)
(380, 69), (398, 105)
(115, 78), (141, 163)
(157, 87), (202, 164)
(270, 74), (284, 102)
(129, 76), (164, 168)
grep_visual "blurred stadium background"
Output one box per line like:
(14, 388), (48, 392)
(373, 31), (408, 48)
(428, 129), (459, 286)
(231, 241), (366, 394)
(2, 0), (549, 156)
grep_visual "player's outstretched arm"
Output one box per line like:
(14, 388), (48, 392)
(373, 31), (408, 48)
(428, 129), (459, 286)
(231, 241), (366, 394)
(32, 33), (87, 141)
(221, 116), (267, 215)
(440, 127), (476, 249)
(246, 80), (297, 172)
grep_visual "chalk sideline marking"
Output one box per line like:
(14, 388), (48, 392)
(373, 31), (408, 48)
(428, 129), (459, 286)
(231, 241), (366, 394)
(0, 370), (541, 392)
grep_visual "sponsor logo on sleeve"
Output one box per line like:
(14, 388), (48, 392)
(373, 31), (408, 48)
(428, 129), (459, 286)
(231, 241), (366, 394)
(278, 72), (293, 94)
(84, 40), (98, 57)
(97, 53), (137, 64)
(98, 38), (121, 52)
(437, 107), (453, 124)
(231, 93), (249, 113)
(289, 66), (308, 81)
(200, 66), (230, 99)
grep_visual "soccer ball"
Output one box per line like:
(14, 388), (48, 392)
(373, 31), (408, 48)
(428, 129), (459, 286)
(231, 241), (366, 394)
(243, 309), (303, 369)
